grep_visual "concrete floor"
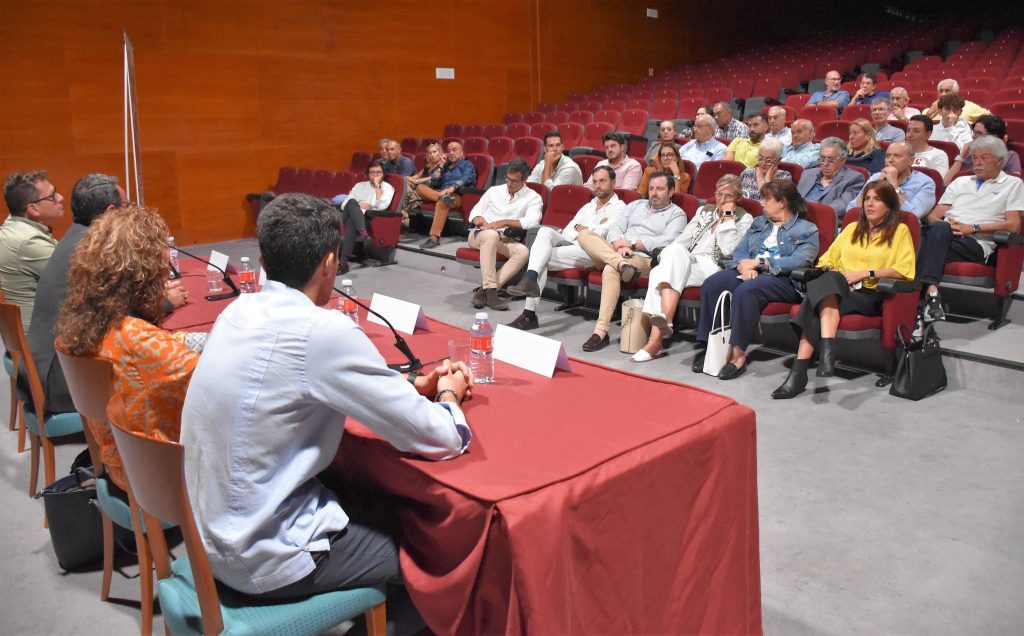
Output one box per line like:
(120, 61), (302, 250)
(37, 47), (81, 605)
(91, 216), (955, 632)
(2, 234), (1022, 635)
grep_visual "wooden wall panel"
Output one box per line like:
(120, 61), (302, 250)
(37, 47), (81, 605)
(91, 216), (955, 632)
(0, 0), (701, 244)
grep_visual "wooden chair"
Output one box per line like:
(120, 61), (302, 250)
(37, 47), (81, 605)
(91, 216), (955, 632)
(0, 302), (83, 496)
(107, 395), (387, 636)
(56, 351), (159, 635)
(0, 288), (24, 448)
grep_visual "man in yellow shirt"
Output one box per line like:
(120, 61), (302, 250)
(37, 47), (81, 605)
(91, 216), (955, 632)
(922, 78), (991, 125)
(725, 113), (767, 168)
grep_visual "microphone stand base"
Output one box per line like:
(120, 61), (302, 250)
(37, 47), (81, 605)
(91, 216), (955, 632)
(388, 361), (423, 373)
(205, 290), (241, 302)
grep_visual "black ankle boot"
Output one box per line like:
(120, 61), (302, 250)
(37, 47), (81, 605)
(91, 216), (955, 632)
(817, 338), (837, 377)
(772, 360), (809, 399)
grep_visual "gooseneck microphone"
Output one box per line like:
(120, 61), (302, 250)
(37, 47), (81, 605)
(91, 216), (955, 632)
(171, 244), (241, 302)
(333, 286), (422, 373)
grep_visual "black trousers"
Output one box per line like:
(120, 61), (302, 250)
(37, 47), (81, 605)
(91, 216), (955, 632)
(340, 198), (370, 258)
(790, 271), (882, 348)
(916, 221), (987, 286)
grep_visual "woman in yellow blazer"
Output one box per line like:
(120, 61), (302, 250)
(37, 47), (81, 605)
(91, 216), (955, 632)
(772, 179), (916, 399)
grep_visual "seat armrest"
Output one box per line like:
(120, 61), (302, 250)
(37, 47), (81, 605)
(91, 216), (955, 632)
(791, 267), (823, 282)
(460, 187), (486, 196)
(993, 231), (1023, 246)
(502, 227), (528, 240)
(877, 278), (921, 293)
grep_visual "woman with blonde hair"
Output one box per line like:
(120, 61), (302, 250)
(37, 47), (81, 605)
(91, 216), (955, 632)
(846, 118), (885, 173)
(56, 204), (199, 494)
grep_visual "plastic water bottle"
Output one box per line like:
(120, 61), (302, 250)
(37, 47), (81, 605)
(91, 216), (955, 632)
(340, 279), (359, 326)
(238, 257), (257, 293)
(470, 312), (494, 384)
(168, 236), (180, 273)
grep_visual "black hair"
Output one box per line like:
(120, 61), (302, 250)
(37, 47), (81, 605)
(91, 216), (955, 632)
(257, 193), (342, 289)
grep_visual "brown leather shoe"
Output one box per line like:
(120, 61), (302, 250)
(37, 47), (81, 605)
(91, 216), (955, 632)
(472, 288), (487, 309)
(485, 288), (509, 311)
(582, 332), (610, 352)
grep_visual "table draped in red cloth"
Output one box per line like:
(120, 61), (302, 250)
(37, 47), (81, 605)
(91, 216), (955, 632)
(161, 259), (239, 331)
(331, 312), (762, 635)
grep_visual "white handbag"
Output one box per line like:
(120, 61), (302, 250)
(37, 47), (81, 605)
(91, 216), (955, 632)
(703, 290), (732, 377)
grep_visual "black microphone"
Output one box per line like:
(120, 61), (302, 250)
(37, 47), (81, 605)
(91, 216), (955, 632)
(172, 244), (241, 302)
(333, 286), (422, 373)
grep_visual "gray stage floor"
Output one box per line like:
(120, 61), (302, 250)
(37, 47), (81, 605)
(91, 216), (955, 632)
(2, 235), (1022, 635)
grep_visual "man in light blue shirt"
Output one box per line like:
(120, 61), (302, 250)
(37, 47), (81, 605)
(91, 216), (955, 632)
(180, 193), (472, 598)
(679, 114), (726, 172)
(847, 141), (936, 220)
(807, 70), (851, 113)
(781, 119), (820, 168)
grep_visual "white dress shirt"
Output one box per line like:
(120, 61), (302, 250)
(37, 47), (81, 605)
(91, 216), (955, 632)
(930, 118), (973, 150)
(560, 194), (628, 242)
(468, 183), (544, 229)
(347, 180), (395, 211)
(180, 281), (470, 594)
(679, 138), (727, 170)
(527, 155), (584, 188)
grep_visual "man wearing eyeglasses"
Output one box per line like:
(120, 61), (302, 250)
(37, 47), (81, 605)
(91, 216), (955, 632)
(796, 137), (866, 218)
(0, 171), (63, 329)
(465, 158), (543, 311)
(807, 71), (851, 113)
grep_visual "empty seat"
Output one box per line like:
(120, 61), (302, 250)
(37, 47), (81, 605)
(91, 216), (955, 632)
(798, 105), (839, 127)
(619, 109), (649, 136)
(511, 137), (543, 165)
(522, 112), (546, 125)
(506, 122), (531, 138)
(463, 136), (489, 155)
(463, 124), (486, 138)
(487, 136), (515, 166)
(443, 124), (463, 139)
(531, 122), (557, 138)
(692, 160), (745, 200)
(483, 124), (507, 139)
(503, 112), (525, 125)
(594, 109), (621, 127)
(400, 137), (419, 153)
(545, 110), (570, 124)
(577, 122), (614, 150)
(560, 122), (585, 149)
(568, 110), (595, 125)
(650, 98), (678, 121)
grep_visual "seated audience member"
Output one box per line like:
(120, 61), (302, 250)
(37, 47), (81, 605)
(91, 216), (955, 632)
(632, 175), (753, 362)
(527, 131), (584, 188)
(55, 205), (200, 495)
(906, 115), (949, 174)
(870, 98), (906, 142)
(576, 173), (686, 352)
(713, 101), (749, 140)
(851, 73), (889, 106)
(781, 119), (820, 168)
(180, 193), (472, 599)
(765, 107), (792, 146)
(740, 138), (792, 200)
(403, 139), (446, 222)
(797, 137), (867, 217)
(943, 115), (1022, 185)
(807, 70), (851, 113)
(725, 113), (768, 168)
(382, 139), (415, 177)
(678, 105), (712, 137)
(772, 180), (916, 399)
(917, 136), (1024, 322)
(378, 138), (391, 159)
(645, 120), (682, 164)
(0, 171), (63, 330)
(846, 119), (886, 174)
(465, 158), (543, 311)
(418, 140), (477, 249)
(922, 78), (991, 124)
(847, 141), (936, 220)
(506, 166), (628, 330)
(888, 87), (921, 122)
(28, 174), (186, 416)
(335, 160), (395, 274)
(584, 132), (643, 191)
(930, 94), (973, 151)
(638, 144), (691, 195)
(693, 180), (819, 379)
(680, 114), (727, 170)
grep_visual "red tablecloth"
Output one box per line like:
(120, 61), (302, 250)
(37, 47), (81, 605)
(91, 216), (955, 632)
(161, 259), (239, 332)
(331, 310), (762, 635)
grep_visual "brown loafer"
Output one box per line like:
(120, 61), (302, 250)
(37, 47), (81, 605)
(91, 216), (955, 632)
(471, 288), (487, 309)
(484, 288), (509, 311)
(582, 332), (610, 352)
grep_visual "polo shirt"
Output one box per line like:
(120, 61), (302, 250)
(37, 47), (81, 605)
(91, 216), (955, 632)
(0, 215), (57, 329)
(727, 137), (762, 168)
(940, 172), (1024, 259)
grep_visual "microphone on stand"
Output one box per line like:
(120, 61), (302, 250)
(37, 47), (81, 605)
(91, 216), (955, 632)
(171, 244), (242, 302)
(333, 286), (422, 373)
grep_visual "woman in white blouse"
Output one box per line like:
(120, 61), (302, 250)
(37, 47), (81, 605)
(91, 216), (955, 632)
(338, 159), (395, 273)
(631, 174), (753, 362)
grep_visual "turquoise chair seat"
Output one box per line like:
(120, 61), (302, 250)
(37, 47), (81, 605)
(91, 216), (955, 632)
(160, 557), (386, 635)
(23, 410), (83, 438)
(3, 353), (13, 376)
(96, 477), (174, 532)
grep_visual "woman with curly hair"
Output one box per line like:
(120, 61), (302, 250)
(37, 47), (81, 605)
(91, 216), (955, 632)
(56, 204), (199, 492)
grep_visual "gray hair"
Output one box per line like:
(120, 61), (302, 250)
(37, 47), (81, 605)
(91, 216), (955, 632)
(971, 135), (1008, 161)
(760, 137), (784, 156)
(71, 173), (121, 226)
(768, 106), (786, 117)
(872, 96), (891, 109)
(938, 78), (959, 92)
(890, 86), (909, 98)
(819, 137), (849, 160)
(715, 173), (742, 197)
(791, 119), (814, 135)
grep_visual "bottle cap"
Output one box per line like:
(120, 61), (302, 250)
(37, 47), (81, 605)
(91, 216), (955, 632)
(341, 279), (353, 286)
(241, 256), (249, 262)
(475, 312), (488, 320)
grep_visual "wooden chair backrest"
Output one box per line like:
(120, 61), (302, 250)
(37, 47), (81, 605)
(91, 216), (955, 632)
(56, 351), (114, 474)
(108, 394), (224, 635)
(0, 303), (46, 425)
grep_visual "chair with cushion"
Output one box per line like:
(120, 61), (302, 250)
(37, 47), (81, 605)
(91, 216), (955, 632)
(571, 154), (601, 182)
(927, 140), (959, 166)
(462, 124), (486, 138)
(841, 104), (872, 121)
(522, 112), (545, 125)
(650, 98), (678, 121)
(506, 122), (530, 139)
(482, 124), (506, 140)
(691, 160), (745, 201)
(0, 303), (83, 497)
(575, 122), (614, 152)
(487, 136), (516, 166)
(503, 112), (524, 125)
(815, 120), (850, 142)
(511, 137), (543, 165)
(545, 110), (570, 125)
(530, 122), (557, 139)
(798, 105), (838, 128)
(463, 136), (489, 155)
(543, 185), (601, 310)
(568, 110), (594, 126)
(443, 124), (463, 139)
(107, 395), (387, 636)
(594, 110), (621, 128)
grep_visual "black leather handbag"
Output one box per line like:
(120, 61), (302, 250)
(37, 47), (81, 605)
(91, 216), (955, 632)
(890, 324), (947, 400)
(40, 460), (104, 571)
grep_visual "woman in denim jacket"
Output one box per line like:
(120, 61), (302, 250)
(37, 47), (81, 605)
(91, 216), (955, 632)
(693, 179), (820, 379)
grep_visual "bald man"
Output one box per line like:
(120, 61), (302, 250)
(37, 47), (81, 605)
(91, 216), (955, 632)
(765, 107), (792, 146)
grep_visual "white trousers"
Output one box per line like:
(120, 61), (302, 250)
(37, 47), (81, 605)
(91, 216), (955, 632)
(525, 227), (593, 311)
(641, 243), (721, 317)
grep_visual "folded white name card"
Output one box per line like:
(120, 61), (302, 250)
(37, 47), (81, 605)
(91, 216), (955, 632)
(208, 250), (230, 273)
(493, 324), (572, 378)
(367, 293), (429, 335)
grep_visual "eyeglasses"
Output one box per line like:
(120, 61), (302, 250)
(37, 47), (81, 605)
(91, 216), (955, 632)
(30, 188), (59, 204)
(756, 156), (778, 164)
(714, 192), (736, 200)
(506, 175), (524, 186)
(972, 129), (987, 137)
(819, 155), (841, 164)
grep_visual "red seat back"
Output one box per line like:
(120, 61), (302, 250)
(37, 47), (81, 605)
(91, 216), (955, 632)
(568, 110), (595, 125)
(805, 202), (837, 258)
(512, 137), (543, 165)
(650, 98), (678, 121)
(581, 122), (614, 148)
(465, 154), (495, 190)
(506, 122), (530, 139)
(912, 166), (944, 202)
(815, 120), (849, 142)
(671, 192), (700, 219)
(522, 112), (545, 125)
(614, 188), (642, 204)
(561, 122), (585, 149)
(572, 155), (601, 182)
(692, 160), (745, 200)
(531, 122), (557, 138)
(545, 111), (570, 124)
(463, 124), (486, 138)
(400, 137), (419, 153)
(487, 136), (515, 166)
(483, 124), (507, 140)
(842, 104), (872, 121)
(350, 152), (372, 174)
(543, 184), (593, 228)
(619, 109), (648, 136)
(463, 136), (489, 155)
(799, 105), (838, 128)
(443, 124), (463, 138)
(594, 110), (621, 127)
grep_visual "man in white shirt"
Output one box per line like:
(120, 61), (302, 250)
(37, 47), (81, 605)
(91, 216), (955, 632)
(527, 131), (583, 188)
(180, 193), (472, 599)
(576, 173), (687, 351)
(916, 136), (1023, 321)
(466, 158), (544, 311)
(871, 98), (905, 142)
(505, 165), (627, 330)
(907, 115), (950, 174)
(930, 93), (973, 150)
(765, 107), (792, 146)
(679, 114), (727, 171)
(585, 132), (643, 191)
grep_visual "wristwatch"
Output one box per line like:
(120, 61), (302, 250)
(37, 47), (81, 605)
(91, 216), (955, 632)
(868, 269), (876, 280)
(757, 256), (766, 270)
(895, 187), (905, 195)
(973, 224), (982, 234)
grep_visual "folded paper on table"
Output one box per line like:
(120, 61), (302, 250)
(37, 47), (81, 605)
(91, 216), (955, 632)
(493, 324), (572, 377)
(367, 293), (429, 335)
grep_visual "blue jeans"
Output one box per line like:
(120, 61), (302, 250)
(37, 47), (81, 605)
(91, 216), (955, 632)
(697, 268), (802, 350)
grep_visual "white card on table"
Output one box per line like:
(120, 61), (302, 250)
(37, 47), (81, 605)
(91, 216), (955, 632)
(493, 324), (572, 378)
(367, 293), (429, 335)
(208, 250), (230, 273)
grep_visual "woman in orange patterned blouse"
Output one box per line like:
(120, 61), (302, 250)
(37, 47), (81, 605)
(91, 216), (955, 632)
(56, 205), (199, 492)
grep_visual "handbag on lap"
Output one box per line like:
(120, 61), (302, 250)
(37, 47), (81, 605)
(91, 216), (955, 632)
(619, 299), (651, 354)
(703, 291), (732, 377)
(889, 324), (946, 400)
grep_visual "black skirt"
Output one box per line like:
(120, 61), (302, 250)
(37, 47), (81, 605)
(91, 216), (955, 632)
(791, 270), (883, 345)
